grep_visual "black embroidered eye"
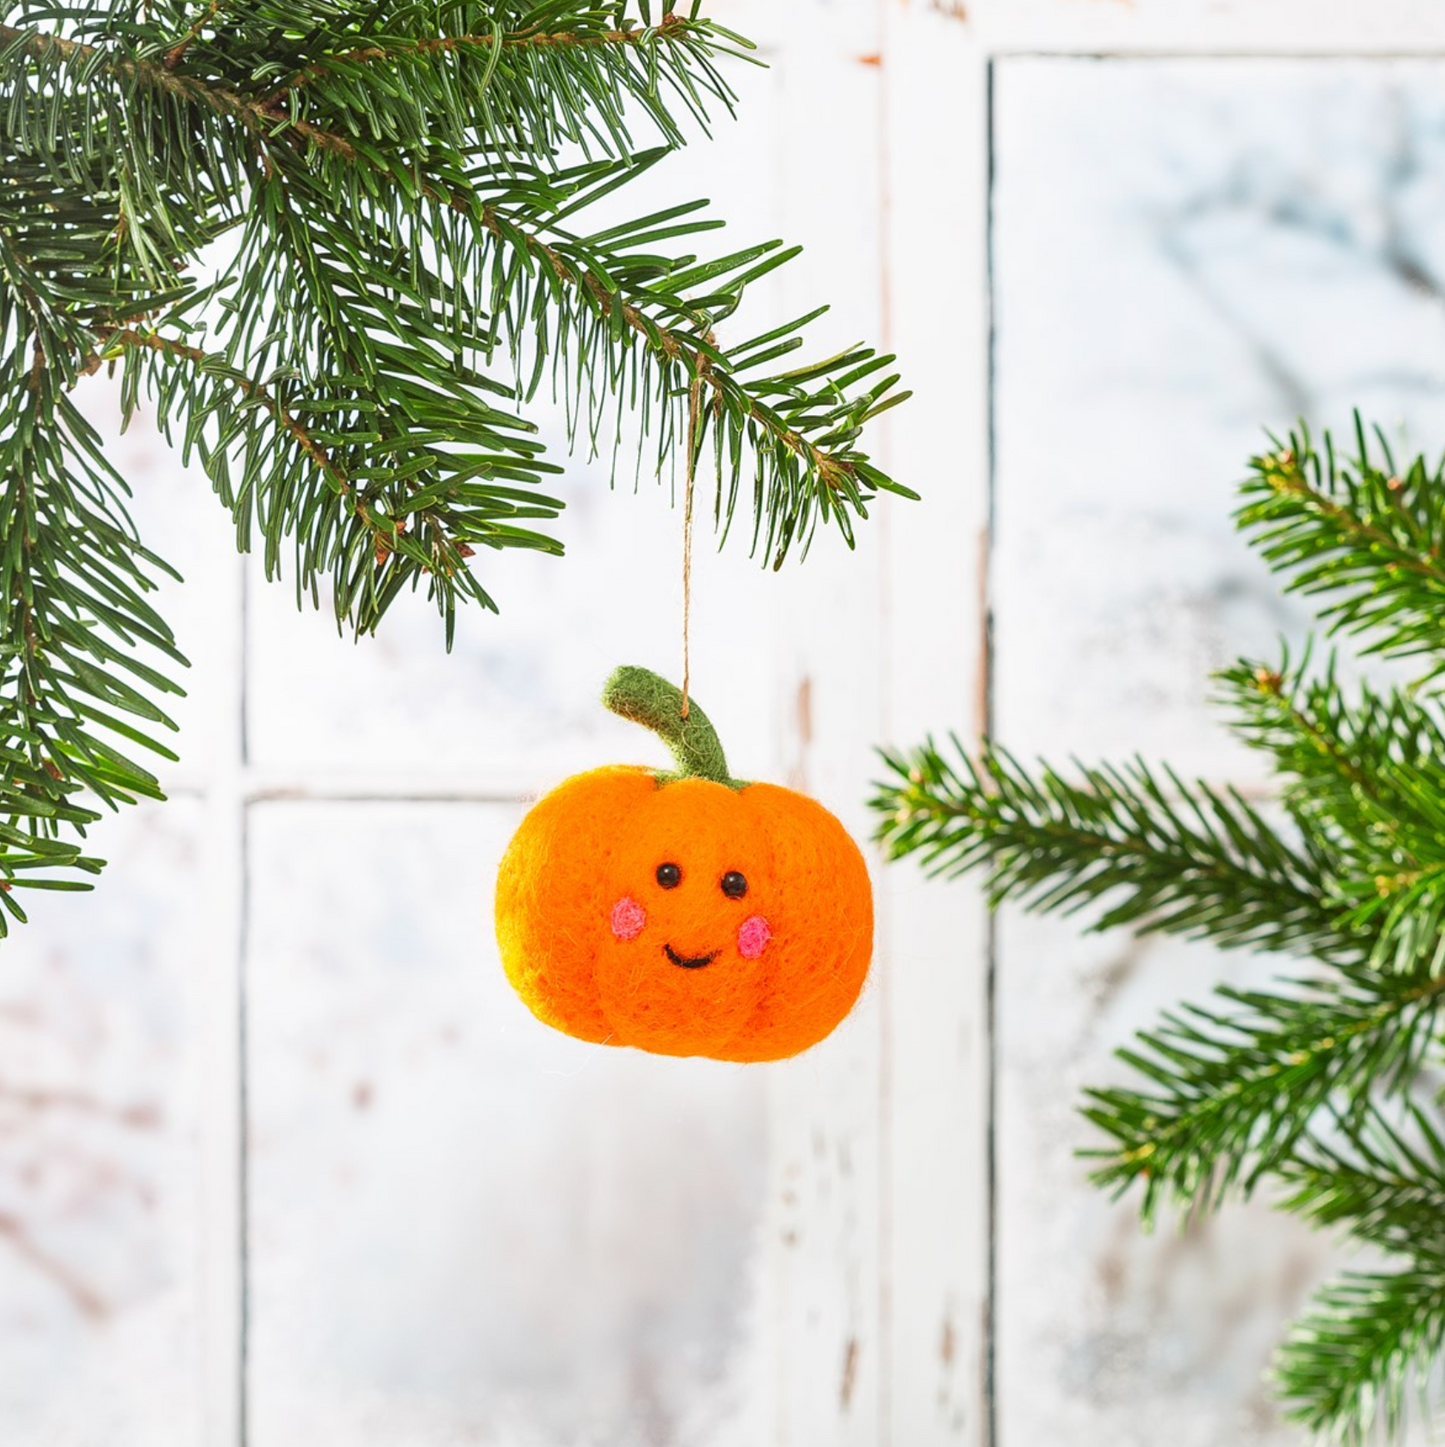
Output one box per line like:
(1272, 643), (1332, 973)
(721, 871), (748, 899)
(656, 863), (682, 889)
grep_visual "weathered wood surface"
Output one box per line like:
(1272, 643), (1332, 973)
(992, 57), (1445, 1447)
(245, 802), (772, 1444)
(0, 801), (208, 1446)
(14, 6), (1445, 1446)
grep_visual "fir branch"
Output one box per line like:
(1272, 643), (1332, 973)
(226, 144), (910, 567)
(5, 1), (910, 578)
(1278, 1103), (1445, 1258)
(869, 731), (1445, 1223)
(103, 324), (563, 640)
(876, 419), (1445, 1441)
(470, 181), (911, 562)
(2, 3), (750, 175)
(870, 737), (1348, 961)
(1240, 419), (1445, 680)
(266, 10), (737, 97)
(1273, 1110), (1445, 1434)
(1219, 648), (1445, 973)
(1275, 1260), (1445, 1445)
(1218, 646), (1445, 841)
(1082, 968), (1445, 1219)
(0, 160), (194, 381)
(0, 370), (185, 932)
(1, 0), (911, 922)
(0, 19), (362, 155)
(252, 5), (750, 163)
(161, 0), (225, 70)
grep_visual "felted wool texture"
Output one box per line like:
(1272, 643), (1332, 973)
(709, 780), (872, 1063)
(494, 767), (873, 1062)
(494, 765), (659, 1044)
(600, 665), (733, 785)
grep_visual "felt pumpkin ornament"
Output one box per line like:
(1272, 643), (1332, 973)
(494, 666), (873, 1062)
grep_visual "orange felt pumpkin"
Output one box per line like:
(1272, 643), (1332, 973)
(494, 666), (873, 1061)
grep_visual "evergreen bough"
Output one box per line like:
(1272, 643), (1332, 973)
(873, 420), (1445, 1445)
(0, 0), (911, 932)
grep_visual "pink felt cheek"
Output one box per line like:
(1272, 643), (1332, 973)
(737, 915), (772, 960)
(610, 896), (647, 942)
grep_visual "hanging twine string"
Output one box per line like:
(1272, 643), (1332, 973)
(680, 370), (701, 720)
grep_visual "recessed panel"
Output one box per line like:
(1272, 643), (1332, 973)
(245, 802), (771, 1445)
(993, 58), (1445, 1447)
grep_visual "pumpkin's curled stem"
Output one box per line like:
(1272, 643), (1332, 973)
(602, 665), (740, 788)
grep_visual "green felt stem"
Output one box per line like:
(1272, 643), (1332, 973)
(602, 666), (737, 787)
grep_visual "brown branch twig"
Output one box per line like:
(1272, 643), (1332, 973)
(95, 326), (387, 531)
(162, 0), (225, 68)
(0, 22), (356, 155)
(268, 10), (694, 96)
(95, 327), (466, 571)
(467, 198), (854, 493)
(4, 20), (853, 494)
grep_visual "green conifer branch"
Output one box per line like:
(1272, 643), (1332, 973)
(1240, 419), (1445, 679)
(0, 371), (185, 928)
(1278, 1103), (1445, 1257)
(262, 8), (744, 138)
(1082, 968), (1445, 1218)
(1220, 649), (1445, 974)
(1270, 1108), (1445, 1439)
(1, 0), (912, 915)
(1275, 1260), (1445, 1444)
(872, 738), (1348, 961)
(103, 322), (563, 637)
(874, 424), (1445, 1444)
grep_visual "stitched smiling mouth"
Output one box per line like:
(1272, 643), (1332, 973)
(664, 943), (718, 970)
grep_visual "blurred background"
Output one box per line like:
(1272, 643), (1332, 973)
(7, 2), (1445, 1444)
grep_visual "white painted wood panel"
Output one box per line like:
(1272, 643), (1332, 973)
(994, 57), (1445, 782)
(240, 415), (792, 799)
(0, 377), (247, 1447)
(966, 0), (1445, 55)
(879, 6), (993, 1445)
(109, 376), (250, 1447)
(762, 3), (890, 1443)
(0, 801), (208, 1447)
(23, 7), (1445, 1447)
(244, 801), (774, 1444)
(990, 57), (1445, 1447)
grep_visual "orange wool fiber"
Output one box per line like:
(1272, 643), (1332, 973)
(493, 669), (874, 1062)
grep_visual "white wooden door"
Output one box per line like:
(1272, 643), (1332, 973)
(4, 4), (1445, 1445)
